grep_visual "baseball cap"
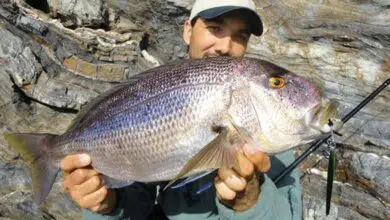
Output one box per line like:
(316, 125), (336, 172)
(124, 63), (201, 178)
(189, 0), (263, 36)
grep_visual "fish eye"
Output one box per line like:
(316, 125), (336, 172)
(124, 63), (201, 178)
(269, 76), (285, 89)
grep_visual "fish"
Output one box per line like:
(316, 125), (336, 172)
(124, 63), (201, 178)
(4, 56), (341, 205)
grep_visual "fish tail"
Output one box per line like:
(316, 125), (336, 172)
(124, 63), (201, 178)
(4, 133), (59, 205)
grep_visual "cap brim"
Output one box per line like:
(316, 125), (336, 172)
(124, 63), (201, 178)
(197, 6), (263, 36)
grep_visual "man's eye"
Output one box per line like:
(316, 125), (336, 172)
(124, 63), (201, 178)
(237, 34), (250, 42)
(206, 26), (221, 33)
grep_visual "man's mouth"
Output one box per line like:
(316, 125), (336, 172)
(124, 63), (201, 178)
(204, 54), (219, 58)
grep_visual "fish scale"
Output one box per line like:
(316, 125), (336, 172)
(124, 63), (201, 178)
(4, 56), (340, 204)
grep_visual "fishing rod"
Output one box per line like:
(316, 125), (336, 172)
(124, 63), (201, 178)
(273, 78), (390, 184)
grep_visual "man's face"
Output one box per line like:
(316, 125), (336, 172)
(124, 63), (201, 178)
(183, 11), (251, 59)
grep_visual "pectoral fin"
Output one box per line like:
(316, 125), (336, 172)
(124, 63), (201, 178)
(164, 128), (240, 190)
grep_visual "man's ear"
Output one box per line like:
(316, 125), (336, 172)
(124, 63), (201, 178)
(183, 20), (192, 45)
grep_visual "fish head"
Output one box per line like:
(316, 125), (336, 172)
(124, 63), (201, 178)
(245, 61), (342, 153)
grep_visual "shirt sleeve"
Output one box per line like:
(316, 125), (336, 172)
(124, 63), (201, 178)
(81, 182), (157, 220)
(215, 150), (302, 220)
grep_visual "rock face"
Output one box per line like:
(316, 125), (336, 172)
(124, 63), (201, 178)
(0, 0), (389, 219)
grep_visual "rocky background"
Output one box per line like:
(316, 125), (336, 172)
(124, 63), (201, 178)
(0, 0), (389, 219)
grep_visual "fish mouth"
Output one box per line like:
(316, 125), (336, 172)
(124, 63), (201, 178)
(304, 99), (343, 133)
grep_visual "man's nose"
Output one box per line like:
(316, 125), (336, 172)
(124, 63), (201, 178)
(214, 36), (232, 55)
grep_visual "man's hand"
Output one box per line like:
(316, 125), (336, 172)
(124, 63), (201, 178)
(215, 146), (271, 211)
(61, 154), (117, 214)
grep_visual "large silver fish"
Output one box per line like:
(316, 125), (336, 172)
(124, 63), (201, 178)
(4, 56), (340, 204)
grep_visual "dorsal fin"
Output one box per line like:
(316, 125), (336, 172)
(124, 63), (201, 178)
(67, 82), (129, 131)
(67, 68), (158, 131)
(66, 59), (193, 132)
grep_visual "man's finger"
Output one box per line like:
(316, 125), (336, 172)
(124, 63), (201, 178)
(90, 205), (103, 213)
(256, 154), (271, 173)
(243, 150), (271, 173)
(71, 175), (103, 196)
(63, 168), (99, 189)
(233, 152), (254, 178)
(215, 177), (236, 201)
(218, 168), (247, 192)
(79, 186), (108, 209)
(60, 154), (91, 172)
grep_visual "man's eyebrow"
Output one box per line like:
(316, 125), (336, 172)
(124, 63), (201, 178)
(204, 17), (224, 24)
(204, 17), (250, 34)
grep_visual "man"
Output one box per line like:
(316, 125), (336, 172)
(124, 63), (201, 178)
(61, 0), (302, 219)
